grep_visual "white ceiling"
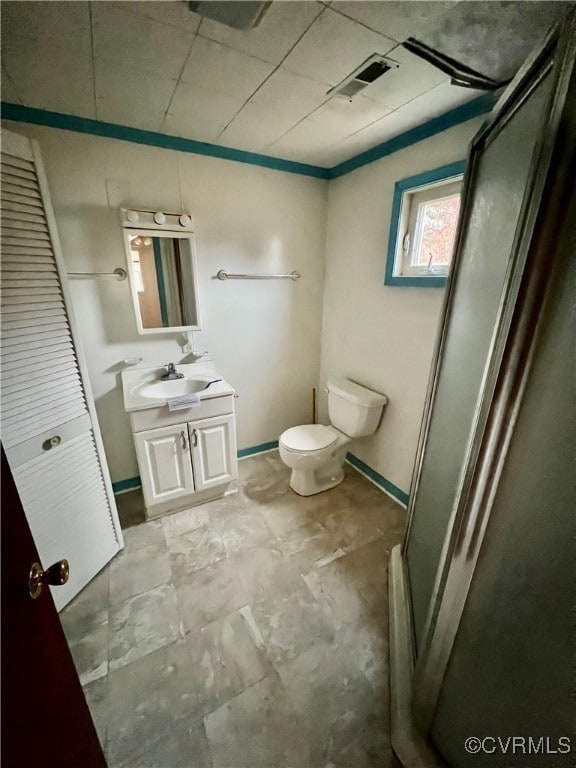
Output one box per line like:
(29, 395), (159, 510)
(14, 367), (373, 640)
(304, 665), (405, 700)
(0, 1), (514, 168)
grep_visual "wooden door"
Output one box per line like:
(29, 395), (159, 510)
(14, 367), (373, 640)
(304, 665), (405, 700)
(134, 423), (195, 506)
(1, 447), (106, 768)
(0, 128), (123, 610)
(189, 413), (237, 492)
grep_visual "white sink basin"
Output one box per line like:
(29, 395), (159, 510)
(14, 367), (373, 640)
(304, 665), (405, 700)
(122, 364), (234, 412)
(132, 376), (216, 400)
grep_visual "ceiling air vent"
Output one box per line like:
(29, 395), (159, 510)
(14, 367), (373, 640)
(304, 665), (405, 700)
(328, 54), (399, 101)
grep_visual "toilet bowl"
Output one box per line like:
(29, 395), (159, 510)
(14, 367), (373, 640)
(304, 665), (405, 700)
(279, 379), (387, 496)
(279, 424), (349, 496)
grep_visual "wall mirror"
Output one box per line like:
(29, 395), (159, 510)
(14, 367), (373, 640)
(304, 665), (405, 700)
(122, 226), (201, 335)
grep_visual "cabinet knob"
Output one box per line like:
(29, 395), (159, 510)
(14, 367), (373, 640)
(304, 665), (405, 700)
(192, 428), (198, 448)
(42, 435), (61, 451)
(180, 430), (187, 450)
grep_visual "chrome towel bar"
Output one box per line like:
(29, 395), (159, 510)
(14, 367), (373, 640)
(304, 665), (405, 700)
(216, 269), (300, 281)
(68, 267), (127, 280)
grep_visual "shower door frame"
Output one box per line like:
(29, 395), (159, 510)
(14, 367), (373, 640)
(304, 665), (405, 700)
(400, 10), (576, 736)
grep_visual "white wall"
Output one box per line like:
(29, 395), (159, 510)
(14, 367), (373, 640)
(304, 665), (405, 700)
(319, 118), (484, 494)
(5, 122), (328, 483)
(5, 117), (485, 493)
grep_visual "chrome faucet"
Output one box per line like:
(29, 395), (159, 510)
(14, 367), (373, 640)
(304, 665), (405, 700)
(160, 363), (184, 381)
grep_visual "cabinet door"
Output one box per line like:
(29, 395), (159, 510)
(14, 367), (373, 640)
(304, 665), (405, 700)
(189, 414), (237, 493)
(135, 424), (194, 506)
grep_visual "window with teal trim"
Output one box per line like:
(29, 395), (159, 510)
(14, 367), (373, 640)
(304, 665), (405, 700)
(385, 160), (465, 287)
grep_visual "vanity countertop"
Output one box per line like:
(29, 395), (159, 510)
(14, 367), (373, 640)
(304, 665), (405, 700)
(121, 363), (235, 412)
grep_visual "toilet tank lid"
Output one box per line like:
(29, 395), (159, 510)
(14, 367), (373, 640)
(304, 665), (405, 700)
(327, 379), (388, 408)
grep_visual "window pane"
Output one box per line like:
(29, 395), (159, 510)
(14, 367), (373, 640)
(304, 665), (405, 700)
(411, 194), (461, 268)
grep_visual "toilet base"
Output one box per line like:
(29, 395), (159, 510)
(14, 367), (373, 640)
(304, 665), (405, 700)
(289, 459), (345, 497)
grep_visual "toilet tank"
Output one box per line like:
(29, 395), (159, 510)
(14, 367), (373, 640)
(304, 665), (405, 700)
(327, 379), (387, 438)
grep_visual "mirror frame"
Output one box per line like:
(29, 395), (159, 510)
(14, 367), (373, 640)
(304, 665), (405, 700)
(123, 228), (202, 335)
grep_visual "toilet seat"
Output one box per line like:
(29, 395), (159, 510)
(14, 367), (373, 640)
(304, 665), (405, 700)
(280, 424), (338, 453)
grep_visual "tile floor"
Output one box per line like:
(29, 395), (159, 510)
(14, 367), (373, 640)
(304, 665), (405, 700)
(60, 452), (406, 768)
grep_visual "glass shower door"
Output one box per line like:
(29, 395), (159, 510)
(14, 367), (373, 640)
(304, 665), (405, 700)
(400, 9), (575, 744)
(405, 63), (555, 652)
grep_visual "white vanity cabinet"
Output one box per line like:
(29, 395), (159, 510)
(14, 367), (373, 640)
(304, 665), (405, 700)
(124, 374), (239, 519)
(134, 423), (195, 506)
(188, 414), (237, 492)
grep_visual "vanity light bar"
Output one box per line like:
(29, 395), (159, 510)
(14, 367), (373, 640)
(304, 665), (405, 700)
(121, 208), (194, 232)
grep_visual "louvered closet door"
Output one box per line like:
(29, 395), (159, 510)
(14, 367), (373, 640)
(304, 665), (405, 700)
(0, 129), (122, 610)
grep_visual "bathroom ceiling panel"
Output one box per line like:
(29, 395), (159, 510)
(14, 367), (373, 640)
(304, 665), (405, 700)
(246, 67), (332, 123)
(1, 32), (96, 119)
(409, 0), (572, 83)
(0, 65), (20, 106)
(391, 80), (487, 125)
(327, 109), (434, 162)
(1, 0), (567, 169)
(331, 1), (458, 44)
(320, 140), (375, 168)
(265, 136), (337, 169)
(293, 94), (392, 141)
(364, 45), (449, 111)
(266, 116), (343, 159)
(91, 2), (193, 81)
(281, 8), (396, 86)
(217, 104), (302, 153)
(197, 1), (324, 65)
(95, 61), (177, 133)
(1, 0), (92, 55)
(162, 81), (249, 144)
(267, 94), (391, 165)
(329, 80), (486, 163)
(107, 0), (203, 32)
(180, 36), (276, 101)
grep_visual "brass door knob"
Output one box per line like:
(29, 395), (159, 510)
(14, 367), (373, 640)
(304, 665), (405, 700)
(29, 559), (69, 600)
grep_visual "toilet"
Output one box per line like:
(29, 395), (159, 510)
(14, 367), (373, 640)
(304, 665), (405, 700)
(279, 378), (387, 496)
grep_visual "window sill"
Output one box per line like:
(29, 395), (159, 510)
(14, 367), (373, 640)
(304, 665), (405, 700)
(384, 274), (447, 287)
